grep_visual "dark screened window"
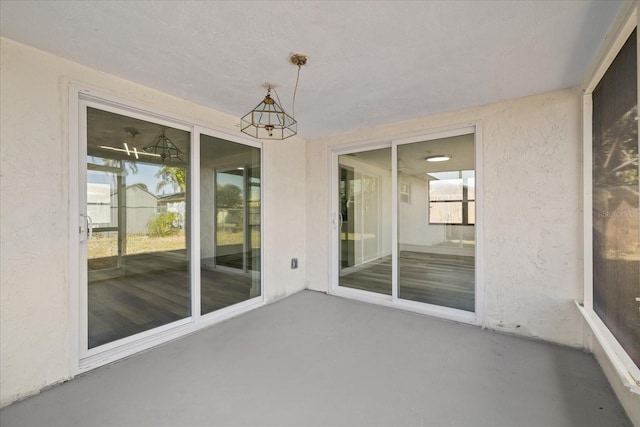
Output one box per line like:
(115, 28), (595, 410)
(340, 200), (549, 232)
(592, 29), (639, 367)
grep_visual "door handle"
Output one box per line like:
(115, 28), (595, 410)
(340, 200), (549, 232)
(79, 214), (93, 243)
(79, 214), (87, 243)
(87, 215), (93, 240)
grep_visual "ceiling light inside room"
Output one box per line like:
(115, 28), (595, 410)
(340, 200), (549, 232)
(425, 155), (451, 162)
(240, 53), (308, 140)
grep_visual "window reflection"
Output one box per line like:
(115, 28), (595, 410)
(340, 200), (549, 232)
(592, 29), (639, 367)
(200, 135), (261, 315)
(86, 107), (190, 349)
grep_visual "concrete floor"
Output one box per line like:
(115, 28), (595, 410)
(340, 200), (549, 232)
(0, 291), (631, 427)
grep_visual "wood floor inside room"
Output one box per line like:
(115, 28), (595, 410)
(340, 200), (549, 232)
(1, 291), (631, 427)
(88, 263), (253, 348)
(340, 251), (475, 311)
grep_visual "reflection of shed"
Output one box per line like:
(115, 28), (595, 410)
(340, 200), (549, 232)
(158, 192), (186, 229)
(122, 184), (158, 234)
(87, 182), (112, 225)
(88, 183), (158, 234)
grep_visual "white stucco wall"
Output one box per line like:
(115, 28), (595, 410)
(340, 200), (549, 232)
(306, 87), (584, 348)
(0, 37), (306, 406)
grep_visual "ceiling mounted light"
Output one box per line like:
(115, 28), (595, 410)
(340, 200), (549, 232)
(241, 53), (308, 140)
(425, 155), (451, 162)
(143, 129), (184, 163)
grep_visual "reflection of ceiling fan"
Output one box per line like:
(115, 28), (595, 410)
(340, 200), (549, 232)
(99, 127), (161, 160)
(122, 128), (140, 158)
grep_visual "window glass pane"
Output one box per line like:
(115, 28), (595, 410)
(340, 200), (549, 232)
(466, 176), (475, 200)
(200, 135), (261, 315)
(337, 148), (392, 295)
(86, 107), (190, 349)
(429, 202), (462, 224)
(429, 179), (462, 201)
(592, 29), (639, 367)
(398, 135), (475, 311)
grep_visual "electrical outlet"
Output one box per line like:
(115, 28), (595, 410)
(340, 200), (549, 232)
(291, 258), (298, 269)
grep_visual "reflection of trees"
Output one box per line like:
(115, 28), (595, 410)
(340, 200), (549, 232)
(594, 107), (638, 188)
(590, 28), (638, 368)
(88, 157), (139, 189)
(592, 97), (639, 368)
(155, 166), (186, 194)
(593, 104), (639, 258)
(216, 184), (243, 234)
(216, 184), (242, 208)
(88, 157), (139, 176)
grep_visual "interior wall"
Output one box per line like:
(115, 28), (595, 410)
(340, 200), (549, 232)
(0, 37), (306, 406)
(398, 174), (429, 245)
(306, 87), (584, 348)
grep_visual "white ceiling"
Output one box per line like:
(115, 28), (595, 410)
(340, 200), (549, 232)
(0, 1), (623, 139)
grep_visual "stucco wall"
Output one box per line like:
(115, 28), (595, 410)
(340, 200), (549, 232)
(0, 37), (306, 406)
(306, 87), (584, 348)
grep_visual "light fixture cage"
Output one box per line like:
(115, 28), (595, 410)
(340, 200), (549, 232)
(241, 90), (297, 140)
(143, 129), (184, 162)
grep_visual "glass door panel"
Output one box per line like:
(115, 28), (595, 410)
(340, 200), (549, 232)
(337, 148), (392, 295)
(247, 165), (261, 274)
(397, 134), (475, 311)
(87, 167), (119, 272)
(200, 135), (261, 315)
(215, 169), (245, 270)
(86, 107), (190, 349)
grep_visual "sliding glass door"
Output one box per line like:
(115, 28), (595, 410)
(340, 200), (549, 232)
(85, 107), (191, 349)
(337, 148), (392, 295)
(397, 134), (475, 312)
(332, 129), (478, 321)
(81, 101), (262, 356)
(200, 135), (261, 315)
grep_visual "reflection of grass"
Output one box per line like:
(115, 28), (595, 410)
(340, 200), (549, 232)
(88, 256), (117, 271)
(217, 231), (243, 245)
(217, 229), (261, 246)
(89, 232), (186, 260)
(89, 229), (260, 270)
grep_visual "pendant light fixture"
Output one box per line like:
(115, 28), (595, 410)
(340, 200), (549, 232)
(241, 53), (308, 140)
(143, 128), (184, 163)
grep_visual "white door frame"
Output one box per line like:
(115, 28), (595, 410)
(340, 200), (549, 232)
(330, 141), (393, 302)
(329, 123), (483, 326)
(69, 83), (265, 375)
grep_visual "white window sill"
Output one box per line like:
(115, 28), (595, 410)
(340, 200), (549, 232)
(575, 300), (640, 395)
